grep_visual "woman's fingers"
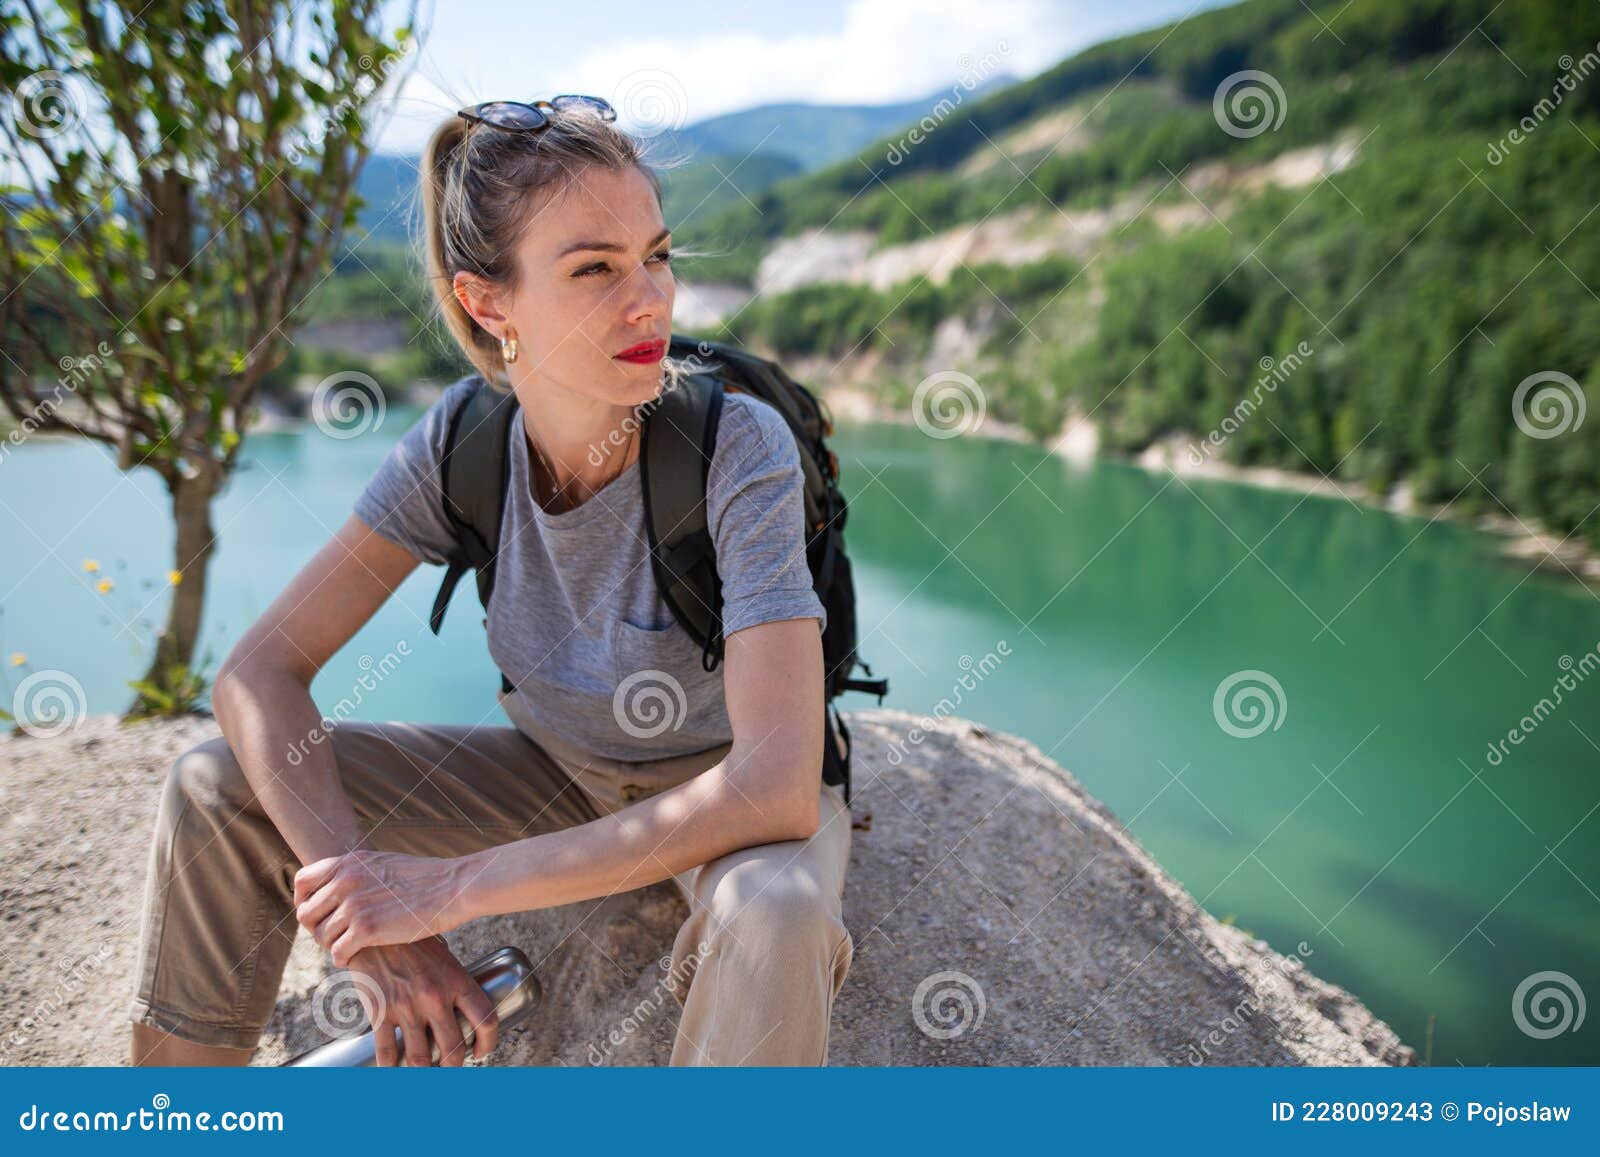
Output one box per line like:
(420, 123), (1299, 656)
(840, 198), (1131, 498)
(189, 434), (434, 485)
(373, 1019), (400, 1067)
(457, 988), (500, 1059)
(428, 1006), (468, 1067)
(312, 905), (348, 953)
(292, 857), (340, 906)
(295, 882), (341, 932)
(400, 1019), (432, 1067)
(330, 922), (365, 968)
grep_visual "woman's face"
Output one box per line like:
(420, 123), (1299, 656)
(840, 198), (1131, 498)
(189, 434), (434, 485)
(500, 163), (674, 408)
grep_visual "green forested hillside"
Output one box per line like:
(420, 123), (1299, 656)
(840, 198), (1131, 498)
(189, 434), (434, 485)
(688, 0), (1600, 548)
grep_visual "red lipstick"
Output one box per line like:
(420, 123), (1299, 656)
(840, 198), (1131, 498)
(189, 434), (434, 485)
(614, 339), (666, 364)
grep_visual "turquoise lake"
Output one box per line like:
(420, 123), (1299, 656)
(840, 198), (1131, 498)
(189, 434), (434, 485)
(2, 408), (1597, 1066)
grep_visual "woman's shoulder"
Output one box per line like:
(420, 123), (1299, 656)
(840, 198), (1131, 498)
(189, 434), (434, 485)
(713, 390), (800, 476)
(397, 373), (496, 462)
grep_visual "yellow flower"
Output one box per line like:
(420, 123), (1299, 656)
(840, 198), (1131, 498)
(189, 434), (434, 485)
(167, 570), (183, 586)
(96, 578), (114, 594)
(83, 559), (100, 573)
(7, 652), (24, 667)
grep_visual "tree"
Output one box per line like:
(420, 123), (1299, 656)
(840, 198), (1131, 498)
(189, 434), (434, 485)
(0, 1), (414, 717)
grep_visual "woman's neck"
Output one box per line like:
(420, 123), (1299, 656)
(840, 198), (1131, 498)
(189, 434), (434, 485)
(519, 401), (639, 514)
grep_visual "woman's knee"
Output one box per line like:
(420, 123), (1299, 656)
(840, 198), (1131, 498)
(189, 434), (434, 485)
(704, 859), (842, 950)
(167, 735), (255, 815)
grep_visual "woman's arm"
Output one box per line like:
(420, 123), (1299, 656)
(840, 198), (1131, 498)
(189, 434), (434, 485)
(295, 614), (826, 963)
(211, 514), (420, 865)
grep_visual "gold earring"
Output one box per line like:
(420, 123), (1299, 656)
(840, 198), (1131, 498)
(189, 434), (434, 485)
(500, 333), (519, 364)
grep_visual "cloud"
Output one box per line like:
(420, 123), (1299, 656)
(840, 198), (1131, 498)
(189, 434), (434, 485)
(373, 0), (1206, 153)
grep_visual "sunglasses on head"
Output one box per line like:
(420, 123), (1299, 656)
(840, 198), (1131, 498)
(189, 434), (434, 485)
(457, 96), (617, 133)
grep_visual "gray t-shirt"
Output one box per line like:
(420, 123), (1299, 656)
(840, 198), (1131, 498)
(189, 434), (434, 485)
(352, 377), (827, 760)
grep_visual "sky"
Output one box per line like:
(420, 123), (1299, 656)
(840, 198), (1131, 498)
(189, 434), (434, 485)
(371, 0), (1234, 154)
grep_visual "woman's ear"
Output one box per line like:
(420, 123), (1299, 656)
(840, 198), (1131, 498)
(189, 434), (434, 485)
(453, 270), (510, 337)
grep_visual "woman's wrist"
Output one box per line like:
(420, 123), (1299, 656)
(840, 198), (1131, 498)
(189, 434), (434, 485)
(443, 851), (489, 929)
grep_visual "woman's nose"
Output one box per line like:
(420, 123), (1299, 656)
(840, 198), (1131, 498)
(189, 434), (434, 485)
(623, 263), (671, 319)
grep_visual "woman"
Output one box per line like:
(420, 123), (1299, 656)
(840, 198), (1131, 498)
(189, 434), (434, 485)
(128, 96), (853, 1068)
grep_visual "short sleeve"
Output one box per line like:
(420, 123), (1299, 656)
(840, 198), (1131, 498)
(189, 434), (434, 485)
(706, 395), (828, 638)
(351, 378), (476, 566)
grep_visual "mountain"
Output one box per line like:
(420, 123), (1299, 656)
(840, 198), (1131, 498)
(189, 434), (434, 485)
(347, 74), (1019, 247)
(682, 0), (1600, 554)
(657, 73), (1018, 174)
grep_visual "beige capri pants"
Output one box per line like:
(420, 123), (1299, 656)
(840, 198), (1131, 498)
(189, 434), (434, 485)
(128, 691), (854, 1065)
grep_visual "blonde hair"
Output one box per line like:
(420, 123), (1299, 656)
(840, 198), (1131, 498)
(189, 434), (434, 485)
(419, 107), (696, 394)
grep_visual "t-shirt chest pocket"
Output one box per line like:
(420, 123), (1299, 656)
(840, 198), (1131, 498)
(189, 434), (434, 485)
(610, 618), (721, 737)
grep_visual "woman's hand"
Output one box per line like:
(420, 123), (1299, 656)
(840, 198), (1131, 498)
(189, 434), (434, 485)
(294, 849), (470, 967)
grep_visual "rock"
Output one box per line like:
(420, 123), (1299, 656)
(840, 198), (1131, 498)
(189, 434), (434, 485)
(0, 710), (1414, 1067)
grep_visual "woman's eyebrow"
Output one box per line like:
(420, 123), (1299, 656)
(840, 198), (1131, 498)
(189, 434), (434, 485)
(558, 228), (671, 258)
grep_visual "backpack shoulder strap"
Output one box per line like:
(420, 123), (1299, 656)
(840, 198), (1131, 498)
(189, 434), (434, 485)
(429, 376), (519, 636)
(640, 367), (725, 670)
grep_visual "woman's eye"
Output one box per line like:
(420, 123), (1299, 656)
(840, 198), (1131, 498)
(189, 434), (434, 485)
(572, 252), (669, 278)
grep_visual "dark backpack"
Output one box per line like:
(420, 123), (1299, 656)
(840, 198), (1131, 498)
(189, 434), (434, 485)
(426, 334), (888, 804)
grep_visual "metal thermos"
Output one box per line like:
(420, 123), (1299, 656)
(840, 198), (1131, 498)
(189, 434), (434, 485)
(283, 945), (541, 1067)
